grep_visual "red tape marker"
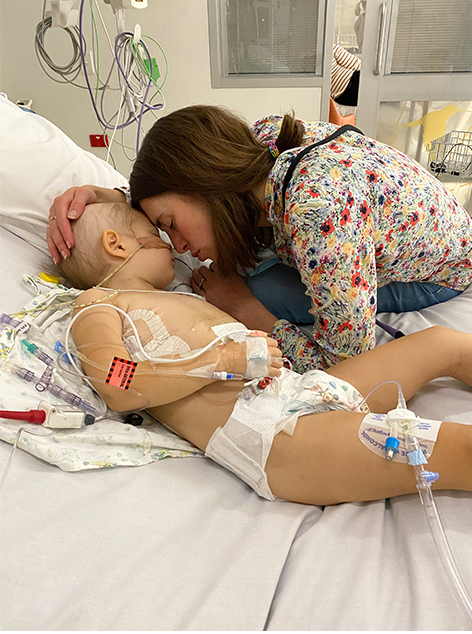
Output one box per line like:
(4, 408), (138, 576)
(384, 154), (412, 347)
(106, 357), (137, 390)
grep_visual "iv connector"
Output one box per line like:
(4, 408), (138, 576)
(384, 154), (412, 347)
(385, 436), (400, 460)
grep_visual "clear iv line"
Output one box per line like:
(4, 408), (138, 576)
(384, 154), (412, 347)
(355, 380), (472, 625)
(65, 303), (255, 365)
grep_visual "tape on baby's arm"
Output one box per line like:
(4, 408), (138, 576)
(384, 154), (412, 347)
(106, 356), (137, 390)
(211, 324), (271, 379)
(245, 333), (270, 379)
(358, 412), (442, 462)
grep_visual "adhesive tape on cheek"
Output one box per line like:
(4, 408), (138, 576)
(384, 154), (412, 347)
(244, 336), (270, 379)
(358, 413), (442, 462)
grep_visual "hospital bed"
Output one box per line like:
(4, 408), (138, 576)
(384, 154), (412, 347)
(1, 95), (471, 631)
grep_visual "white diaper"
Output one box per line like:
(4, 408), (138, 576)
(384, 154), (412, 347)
(205, 368), (366, 501)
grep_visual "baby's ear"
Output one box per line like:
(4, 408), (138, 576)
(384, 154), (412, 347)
(102, 229), (128, 259)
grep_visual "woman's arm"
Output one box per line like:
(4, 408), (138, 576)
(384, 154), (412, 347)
(47, 185), (126, 263)
(71, 291), (281, 412)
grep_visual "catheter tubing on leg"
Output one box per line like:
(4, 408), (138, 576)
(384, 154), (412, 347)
(356, 377), (472, 624)
(403, 420), (472, 624)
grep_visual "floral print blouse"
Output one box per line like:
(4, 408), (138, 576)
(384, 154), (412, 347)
(252, 115), (472, 373)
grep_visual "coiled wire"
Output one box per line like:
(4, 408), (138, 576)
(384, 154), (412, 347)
(35, 11), (86, 87)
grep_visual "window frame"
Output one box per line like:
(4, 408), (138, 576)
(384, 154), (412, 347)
(207, 0), (330, 88)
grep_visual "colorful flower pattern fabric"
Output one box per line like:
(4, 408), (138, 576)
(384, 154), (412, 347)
(252, 115), (472, 373)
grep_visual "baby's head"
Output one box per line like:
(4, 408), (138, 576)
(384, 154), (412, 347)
(60, 202), (173, 289)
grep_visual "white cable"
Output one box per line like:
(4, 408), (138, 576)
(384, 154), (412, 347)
(92, 0), (115, 55)
(106, 81), (128, 163)
(64, 303), (251, 365)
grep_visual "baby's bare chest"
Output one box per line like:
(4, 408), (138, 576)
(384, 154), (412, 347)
(114, 291), (242, 349)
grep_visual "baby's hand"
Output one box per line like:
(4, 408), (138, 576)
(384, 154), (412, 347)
(218, 332), (283, 379)
(245, 331), (283, 378)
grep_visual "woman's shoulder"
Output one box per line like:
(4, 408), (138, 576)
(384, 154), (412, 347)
(251, 114), (284, 142)
(252, 114), (334, 148)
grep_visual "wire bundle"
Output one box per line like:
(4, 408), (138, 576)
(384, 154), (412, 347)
(34, 0), (168, 162)
(35, 13), (85, 86)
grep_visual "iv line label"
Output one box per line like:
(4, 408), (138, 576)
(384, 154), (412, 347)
(106, 357), (137, 390)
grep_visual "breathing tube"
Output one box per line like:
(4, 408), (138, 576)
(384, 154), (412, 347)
(356, 381), (472, 625)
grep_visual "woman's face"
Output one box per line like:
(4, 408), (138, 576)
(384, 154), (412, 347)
(140, 193), (217, 263)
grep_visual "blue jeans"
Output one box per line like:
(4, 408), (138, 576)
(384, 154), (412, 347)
(246, 261), (462, 324)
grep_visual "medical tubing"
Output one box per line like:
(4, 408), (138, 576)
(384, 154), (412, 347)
(404, 422), (472, 624)
(356, 379), (472, 622)
(0, 427), (57, 497)
(402, 404), (472, 622)
(22, 338), (54, 366)
(0, 427), (23, 496)
(354, 379), (406, 413)
(0, 410), (46, 424)
(8, 364), (105, 416)
(65, 303), (268, 367)
(416, 476), (472, 624)
(0, 312), (31, 333)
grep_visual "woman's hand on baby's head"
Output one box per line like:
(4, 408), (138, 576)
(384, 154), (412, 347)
(47, 185), (127, 264)
(47, 185), (99, 264)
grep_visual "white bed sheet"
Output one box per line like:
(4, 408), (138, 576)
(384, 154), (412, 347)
(1, 226), (472, 631)
(1, 93), (472, 630)
(0, 226), (320, 630)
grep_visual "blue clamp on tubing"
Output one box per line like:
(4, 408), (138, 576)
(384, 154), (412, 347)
(407, 449), (428, 466)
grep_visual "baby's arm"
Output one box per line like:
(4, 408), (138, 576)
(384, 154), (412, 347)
(71, 293), (281, 411)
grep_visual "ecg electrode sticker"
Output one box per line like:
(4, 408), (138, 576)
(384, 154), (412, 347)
(106, 357), (138, 390)
(358, 412), (442, 463)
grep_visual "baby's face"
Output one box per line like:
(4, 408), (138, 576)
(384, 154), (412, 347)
(131, 212), (176, 288)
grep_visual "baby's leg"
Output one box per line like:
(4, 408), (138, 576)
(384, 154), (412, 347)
(267, 326), (472, 505)
(325, 326), (472, 413)
(266, 411), (472, 505)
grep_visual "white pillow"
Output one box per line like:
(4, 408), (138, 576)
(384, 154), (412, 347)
(0, 95), (128, 253)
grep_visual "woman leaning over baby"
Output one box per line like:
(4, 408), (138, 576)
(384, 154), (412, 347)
(48, 105), (472, 373)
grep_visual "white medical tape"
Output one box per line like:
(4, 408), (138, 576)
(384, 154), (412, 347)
(123, 309), (190, 362)
(358, 412), (442, 463)
(244, 335), (270, 379)
(211, 322), (248, 338)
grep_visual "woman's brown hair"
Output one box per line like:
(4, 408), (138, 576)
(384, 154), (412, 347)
(130, 105), (304, 275)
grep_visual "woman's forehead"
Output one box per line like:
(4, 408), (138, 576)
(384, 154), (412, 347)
(132, 210), (156, 230)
